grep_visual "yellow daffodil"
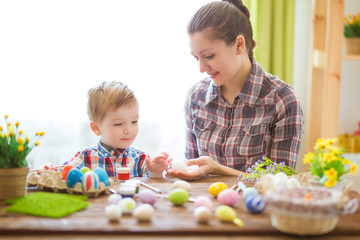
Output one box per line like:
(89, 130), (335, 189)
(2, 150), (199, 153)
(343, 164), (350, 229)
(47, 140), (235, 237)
(4, 115), (8, 119)
(9, 130), (14, 136)
(17, 137), (24, 144)
(18, 145), (24, 152)
(324, 168), (338, 180)
(350, 163), (358, 174)
(15, 122), (20, 127)
(18, 130), (23, 135)
(35, 141), (40, 146)
(303, 152), (314, 164)
(324, 178), (337, 188)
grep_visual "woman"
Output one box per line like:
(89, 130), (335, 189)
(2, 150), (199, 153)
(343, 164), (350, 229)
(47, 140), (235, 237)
(167, 0), (304, 180)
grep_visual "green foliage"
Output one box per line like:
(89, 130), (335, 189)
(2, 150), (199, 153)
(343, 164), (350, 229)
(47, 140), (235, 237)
(344, 13), (360, 38)
(240, 156), (297, 182)
(0, 115), (44, 168)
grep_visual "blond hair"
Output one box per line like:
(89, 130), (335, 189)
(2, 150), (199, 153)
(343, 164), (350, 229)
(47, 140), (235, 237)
(87, 81), (137, 123)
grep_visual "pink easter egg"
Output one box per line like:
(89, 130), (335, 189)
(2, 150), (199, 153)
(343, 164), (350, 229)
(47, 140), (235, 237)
(194, 195), (214, 211)
(138, 189), (157, 205)
(82, 171), (100, 191)
(217, 189), (239, 206)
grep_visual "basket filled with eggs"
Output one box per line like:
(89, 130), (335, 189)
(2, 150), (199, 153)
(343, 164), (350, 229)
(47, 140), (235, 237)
(27, 163), (111, 198)
(264, 185), (358, 236)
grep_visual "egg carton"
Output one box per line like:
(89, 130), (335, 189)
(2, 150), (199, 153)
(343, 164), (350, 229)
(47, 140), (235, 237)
(27, 170), (111, 198)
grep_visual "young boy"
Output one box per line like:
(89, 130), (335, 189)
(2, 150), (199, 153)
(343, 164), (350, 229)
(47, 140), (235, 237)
(65, 81), (169, 178)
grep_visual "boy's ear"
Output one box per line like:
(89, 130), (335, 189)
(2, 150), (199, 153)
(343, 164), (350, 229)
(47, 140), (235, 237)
(235, 35), (246, 55)
(90, 121), (101, 136)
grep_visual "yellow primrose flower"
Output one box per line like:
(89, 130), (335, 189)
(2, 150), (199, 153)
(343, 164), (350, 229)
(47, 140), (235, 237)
(324, 167), (338, 180)
(35, 141), (40, 146)
(324, 178), (337, 188)
(19, 130), (23, 135)
(350, 163), (358, 174)
(4, 115), (9, 119)
(15, 122), (20, 127)
(324, 152), (336, 163)
(303, 152), (314, 164)
(9, 130), (14, 136)
(40, 131), (45, 136)
(315, 138), (327, 150)
(18, 145), (24, 152)
(0, 126), (2, 131)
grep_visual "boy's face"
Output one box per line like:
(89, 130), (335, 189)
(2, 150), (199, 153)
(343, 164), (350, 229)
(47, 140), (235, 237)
(92, 103), (139, 150)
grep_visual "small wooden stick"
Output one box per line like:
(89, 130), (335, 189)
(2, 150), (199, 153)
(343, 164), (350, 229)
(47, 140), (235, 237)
(139, 181), (162, 194)
(156, 194), (195, 202)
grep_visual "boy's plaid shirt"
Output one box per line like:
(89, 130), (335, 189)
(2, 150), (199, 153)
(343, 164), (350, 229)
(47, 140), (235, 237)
(65, 140), (149, 177)
(184, 58), (304, 171)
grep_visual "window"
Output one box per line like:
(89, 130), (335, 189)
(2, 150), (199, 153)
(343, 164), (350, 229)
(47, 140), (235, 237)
(0, 0), (210, 168)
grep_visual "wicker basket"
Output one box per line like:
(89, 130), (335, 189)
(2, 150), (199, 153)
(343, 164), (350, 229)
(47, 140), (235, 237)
(265, 185), (357, 236)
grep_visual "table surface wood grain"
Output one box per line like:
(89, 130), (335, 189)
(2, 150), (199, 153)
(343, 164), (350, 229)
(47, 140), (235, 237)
(0, 176), (359, 239)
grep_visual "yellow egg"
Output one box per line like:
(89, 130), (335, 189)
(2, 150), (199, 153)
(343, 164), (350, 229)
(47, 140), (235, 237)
(208, 182), (228, 197)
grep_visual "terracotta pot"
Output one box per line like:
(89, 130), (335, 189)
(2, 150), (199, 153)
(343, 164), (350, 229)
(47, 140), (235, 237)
(0, 167), (29, 200)
(345, 38), (360, 55)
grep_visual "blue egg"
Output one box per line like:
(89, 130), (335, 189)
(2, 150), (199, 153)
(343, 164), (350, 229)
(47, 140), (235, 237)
(66, 168), (84, 188)
(245, 194), (265, 214)
(243, 187), (258, 198)
(94, 167), (110, 187)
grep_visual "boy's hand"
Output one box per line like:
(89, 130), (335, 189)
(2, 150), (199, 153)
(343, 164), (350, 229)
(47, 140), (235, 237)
(145, 152), (171, 177)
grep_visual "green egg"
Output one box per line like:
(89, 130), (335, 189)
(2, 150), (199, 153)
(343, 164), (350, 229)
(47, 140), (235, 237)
(168, 188), (189, 206)
(80, 167), (90, 174)
(215, 205), (237, 222)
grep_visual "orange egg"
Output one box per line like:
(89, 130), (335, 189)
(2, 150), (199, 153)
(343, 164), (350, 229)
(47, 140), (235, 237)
(62, 164), (75, 180)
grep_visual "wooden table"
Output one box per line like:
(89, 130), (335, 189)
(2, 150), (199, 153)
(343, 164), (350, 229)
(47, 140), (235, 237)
(0, 176), (359, 240)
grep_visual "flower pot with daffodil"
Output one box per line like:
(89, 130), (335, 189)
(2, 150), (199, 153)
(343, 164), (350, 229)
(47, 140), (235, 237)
(303, 138), (358, 191)
(0, 115), (45, 200)
(344, 13), (360, 55)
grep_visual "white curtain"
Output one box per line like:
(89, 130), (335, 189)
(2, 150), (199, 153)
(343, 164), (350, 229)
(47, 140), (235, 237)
(0, 0), (210, 169)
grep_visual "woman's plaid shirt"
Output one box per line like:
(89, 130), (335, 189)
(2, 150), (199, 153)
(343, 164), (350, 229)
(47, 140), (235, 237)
(184, 59), (304, 171)
(65, 140), (149, 177)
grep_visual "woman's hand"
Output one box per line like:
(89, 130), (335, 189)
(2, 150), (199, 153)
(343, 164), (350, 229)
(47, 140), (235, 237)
(165, 156), (223, 180)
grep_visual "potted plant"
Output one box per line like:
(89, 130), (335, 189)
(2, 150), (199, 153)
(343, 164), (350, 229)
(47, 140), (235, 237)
(0, 115), (45, 200)
(303, 138), (358, 189)
(344, 12), (360, 55)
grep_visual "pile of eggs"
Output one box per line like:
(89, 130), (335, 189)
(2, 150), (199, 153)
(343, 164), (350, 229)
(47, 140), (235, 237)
(63, 165), (110, 197)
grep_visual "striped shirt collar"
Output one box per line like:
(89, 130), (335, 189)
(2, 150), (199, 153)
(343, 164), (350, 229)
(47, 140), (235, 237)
(204, 58), (265, 107)
(97, 140), (129, 159)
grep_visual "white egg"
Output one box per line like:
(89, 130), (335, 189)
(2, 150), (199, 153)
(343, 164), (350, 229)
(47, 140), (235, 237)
(274, 172), (288, 182)
(118, 197), (136, 214)
(273, 177), (288, 189)
(287, 178), (300, 188)
(133, 204), (155, 221)
(193, 206), (212, 223)
(172, 180), (192, 191)
(105, 204), (122, 222)
(171, 159), (187, 172)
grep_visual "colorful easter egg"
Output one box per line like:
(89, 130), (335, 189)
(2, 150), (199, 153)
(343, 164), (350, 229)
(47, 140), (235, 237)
(215, 205), (237, 222)
(105, 204), (122, 222)
(245, 194), (265, 214)
(168, 188), (189, 206)
(133, 204), (155, 221)
(80, 166), (90, 174)
(243, 187), (258, 198)
(217, 189), (239, 206)
(208, 182), (228, 197)
(107, 194), (122, 205)
(94, 167), (110, 187)
(172, 180), (191, 191)
(66, 168), (84, 188)
(138, 189), (157, 205)
(62, 164), (75, 180)
(194, 195), (214, 211)
(193, 206), (212, 223)
(82, 171), (100, 191)
(119, 197), (136, 214)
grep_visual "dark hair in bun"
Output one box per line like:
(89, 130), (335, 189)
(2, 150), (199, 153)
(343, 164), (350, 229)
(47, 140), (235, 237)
(188, 0), (255, 58)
